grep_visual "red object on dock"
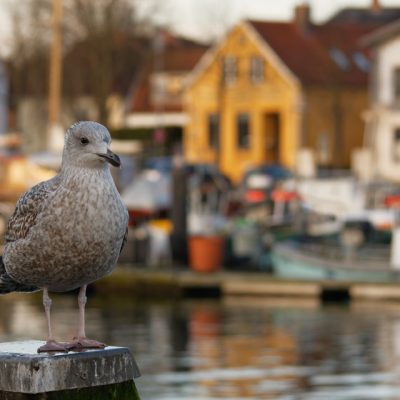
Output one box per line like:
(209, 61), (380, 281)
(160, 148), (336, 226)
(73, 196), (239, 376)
(384, 195), (400, 208)
(189, 236), (224, 272)
(245, 189), (266, 203)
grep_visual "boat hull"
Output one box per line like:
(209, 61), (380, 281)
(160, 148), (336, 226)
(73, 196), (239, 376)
(272, 242), (399, 283)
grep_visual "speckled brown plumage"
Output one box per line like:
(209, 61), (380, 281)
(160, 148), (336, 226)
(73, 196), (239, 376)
(2, 121), (128, 293)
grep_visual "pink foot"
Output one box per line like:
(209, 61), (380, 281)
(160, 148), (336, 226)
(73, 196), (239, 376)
(67, 337), (106, 351)
(37, 340), (68, 353)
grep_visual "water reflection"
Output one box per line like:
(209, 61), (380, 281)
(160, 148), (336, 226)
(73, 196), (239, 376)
(2, 293), (400, 398)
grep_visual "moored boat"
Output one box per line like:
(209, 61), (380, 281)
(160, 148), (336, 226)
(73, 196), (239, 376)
(271, 240), (400, 283)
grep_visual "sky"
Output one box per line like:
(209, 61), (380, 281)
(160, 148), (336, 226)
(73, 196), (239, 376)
(2, 0), (400, 52)
(139, 0), (400, 41)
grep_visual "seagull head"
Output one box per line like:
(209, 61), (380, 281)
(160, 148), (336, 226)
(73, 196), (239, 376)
(62, 121), (121, 169)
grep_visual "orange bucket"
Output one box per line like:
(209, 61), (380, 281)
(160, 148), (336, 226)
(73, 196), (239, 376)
(189, 236), (224, 272)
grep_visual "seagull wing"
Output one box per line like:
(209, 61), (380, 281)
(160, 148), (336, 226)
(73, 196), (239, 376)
(0, 256), (38, 293)
(5, 176), (60, 244)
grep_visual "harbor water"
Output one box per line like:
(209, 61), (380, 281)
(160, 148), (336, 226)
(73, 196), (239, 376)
(2, 292), (400, 398)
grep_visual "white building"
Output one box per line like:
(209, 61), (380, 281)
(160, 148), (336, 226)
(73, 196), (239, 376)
(363, 20), (400, 182)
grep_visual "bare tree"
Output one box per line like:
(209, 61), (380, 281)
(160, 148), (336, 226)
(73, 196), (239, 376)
(6, 0), (52, 99)
(62, 0), (140, 123)
(6, 0), (148, 125)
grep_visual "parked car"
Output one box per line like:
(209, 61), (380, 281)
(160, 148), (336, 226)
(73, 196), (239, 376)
(239, 164), (292, 205)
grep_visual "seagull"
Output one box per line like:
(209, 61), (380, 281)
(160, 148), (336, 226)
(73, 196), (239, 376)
(0, 121), (128, 353)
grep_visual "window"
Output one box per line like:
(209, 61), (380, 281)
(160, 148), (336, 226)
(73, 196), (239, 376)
(237, 113), (250, 149)
(250, 56), (264, 84)
(330, 48), (350, 70)
(208, 113), (219, 149)
(393, 128), (400, 161)
(393, 67), (400, 103)
(352, 52), (370, 72)
(221, 56), (237, 84)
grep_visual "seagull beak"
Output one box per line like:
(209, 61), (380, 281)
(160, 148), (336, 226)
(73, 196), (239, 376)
(97, 148), (121, 167)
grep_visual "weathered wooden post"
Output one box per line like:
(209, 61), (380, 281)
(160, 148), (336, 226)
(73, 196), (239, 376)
(0, 341), (141, 399)
(170, 154), (188, 265)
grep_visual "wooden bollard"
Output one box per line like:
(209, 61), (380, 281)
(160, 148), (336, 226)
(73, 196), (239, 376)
(0, 341), (140, 399)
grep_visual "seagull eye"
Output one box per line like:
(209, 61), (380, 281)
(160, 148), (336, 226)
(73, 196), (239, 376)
(80, 137), (89, 145)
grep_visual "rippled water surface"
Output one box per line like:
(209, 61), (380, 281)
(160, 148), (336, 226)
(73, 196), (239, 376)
(2, 292), (400, 399)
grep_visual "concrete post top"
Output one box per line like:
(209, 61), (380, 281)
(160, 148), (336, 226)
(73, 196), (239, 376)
(0, 340), (140, 394)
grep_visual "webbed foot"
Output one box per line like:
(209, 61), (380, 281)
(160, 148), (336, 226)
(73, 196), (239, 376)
(37, 340), (68, 353)
(67, 337), (106, 351)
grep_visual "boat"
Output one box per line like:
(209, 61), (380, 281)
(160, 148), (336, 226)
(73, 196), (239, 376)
(271, 240), (400, 283)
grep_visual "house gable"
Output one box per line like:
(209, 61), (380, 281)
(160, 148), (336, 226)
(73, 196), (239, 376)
(186, 22), (300, 93)
(240, 21), (301, 88)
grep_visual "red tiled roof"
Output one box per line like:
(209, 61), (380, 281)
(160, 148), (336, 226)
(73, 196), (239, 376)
(161, 46), (208, 71)
(315, 23), (380, 85)
(248, 20), (380, 87)
(128, 39), (208, 113)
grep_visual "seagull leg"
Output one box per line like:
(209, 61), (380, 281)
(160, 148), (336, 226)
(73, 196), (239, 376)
(37, 288), (67, 353)
(68, 285), (106, 350)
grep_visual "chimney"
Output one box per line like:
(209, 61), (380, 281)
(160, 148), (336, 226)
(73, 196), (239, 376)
(371, 0), (382, 13)
(294, 3), (312, 33)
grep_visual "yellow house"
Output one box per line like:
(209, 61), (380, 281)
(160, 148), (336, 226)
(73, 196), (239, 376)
(184, 4), (380, 182)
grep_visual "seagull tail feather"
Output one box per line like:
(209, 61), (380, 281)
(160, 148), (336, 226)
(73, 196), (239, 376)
(0, 256), (39, 294)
